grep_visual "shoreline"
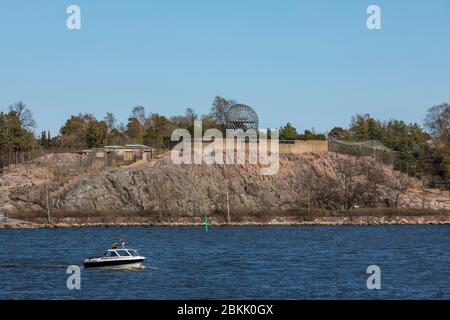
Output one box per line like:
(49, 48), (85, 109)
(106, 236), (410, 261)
(2, 215), (450, 229)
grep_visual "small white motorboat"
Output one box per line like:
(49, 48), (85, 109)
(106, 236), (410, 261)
(83, 239), (145, 269)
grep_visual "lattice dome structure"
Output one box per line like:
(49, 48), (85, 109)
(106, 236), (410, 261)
(225, 104), (259, 130)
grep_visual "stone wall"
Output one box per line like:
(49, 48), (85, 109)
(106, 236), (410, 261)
(197, 140), (328, 155)
(279, 140), (328, 154)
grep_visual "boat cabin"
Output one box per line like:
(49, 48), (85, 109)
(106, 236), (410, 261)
(104, 249), (140, 257)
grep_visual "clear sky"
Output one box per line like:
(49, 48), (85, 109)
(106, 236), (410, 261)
(1, 0), (449, 136)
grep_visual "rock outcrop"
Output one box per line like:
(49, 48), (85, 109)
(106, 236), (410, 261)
(1, 152), (449, 214)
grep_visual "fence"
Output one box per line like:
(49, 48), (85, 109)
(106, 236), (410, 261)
(0, 147), (80, 170)
(328, 136), (400, 167)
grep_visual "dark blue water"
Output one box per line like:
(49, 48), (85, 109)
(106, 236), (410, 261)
(0, 226), (449, 299)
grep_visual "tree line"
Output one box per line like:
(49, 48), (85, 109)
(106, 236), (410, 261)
(0, 96), (328, 159)
(278, 123), (326, 140)
(0, 102), (38, 166)
(54, 96), (236, 152)
(329, 103), (450, 187)
(1, 98), (449, 187)
(0, 97), (239, 166)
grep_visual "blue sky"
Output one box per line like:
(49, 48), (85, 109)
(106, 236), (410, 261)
(0, 0), (449, 136)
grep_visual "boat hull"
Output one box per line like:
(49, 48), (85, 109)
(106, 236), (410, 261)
(83, 258), (145, 268)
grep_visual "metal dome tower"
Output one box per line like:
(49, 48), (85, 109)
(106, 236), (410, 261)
(225, 104), (259, 131)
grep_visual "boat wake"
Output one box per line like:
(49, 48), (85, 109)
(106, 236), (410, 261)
(84, 263), (146, 272)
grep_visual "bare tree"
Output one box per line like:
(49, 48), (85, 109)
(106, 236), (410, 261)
(424, 103), (450, 144)
(424, 103), (450, 187)
(390, 172), (411, 208)
(311, 173), (341, 210)
(185, 107), (198, 125)
(335, 157), (362, 213)
(104, 112), (117, 132)
(8, 101), (36, 129)
(209, 96), (237, 126)
(131, 105), (146, 126)
(361, 159), (387, 207)
(294, 165), (316, 213)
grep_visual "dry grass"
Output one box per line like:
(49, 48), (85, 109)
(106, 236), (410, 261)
(10, 207), (449, 224)
(336, 207), (450, 217)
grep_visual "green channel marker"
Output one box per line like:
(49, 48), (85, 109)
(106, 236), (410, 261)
(204, 216), (208, 233)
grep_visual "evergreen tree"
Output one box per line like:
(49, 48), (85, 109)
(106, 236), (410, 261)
(279, 123), (300, 140)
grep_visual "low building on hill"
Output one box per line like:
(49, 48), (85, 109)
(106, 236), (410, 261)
(81, 145), (153, 166)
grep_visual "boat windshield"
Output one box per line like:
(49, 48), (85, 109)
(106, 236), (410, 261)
(104, 250), (119, 257)
(116, 249), (131, 256)
(127, 250), (138, 256)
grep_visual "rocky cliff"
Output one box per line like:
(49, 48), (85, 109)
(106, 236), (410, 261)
(1, 152), (449, 215)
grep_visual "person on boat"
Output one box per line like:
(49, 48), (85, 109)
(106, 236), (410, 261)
(112, 243), (118, 249)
